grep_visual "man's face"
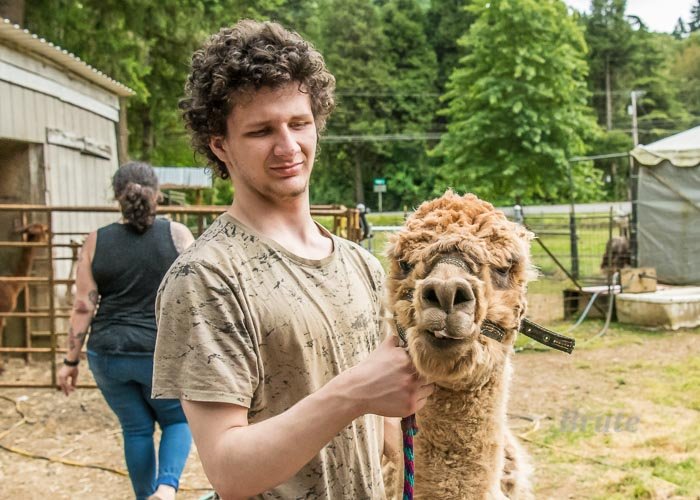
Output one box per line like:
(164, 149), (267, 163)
(210, 83), (317, 203)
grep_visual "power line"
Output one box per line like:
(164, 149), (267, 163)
(321, 133), (442, 143)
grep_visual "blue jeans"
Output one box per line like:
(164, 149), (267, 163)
(88, 352), (192, 500)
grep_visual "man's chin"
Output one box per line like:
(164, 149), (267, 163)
(269, 181), (309, 201)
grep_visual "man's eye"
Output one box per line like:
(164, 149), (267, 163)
(248, 129), (269, 136)
(290, 121), (310, 129)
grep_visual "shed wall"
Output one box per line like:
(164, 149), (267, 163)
(1, 43), (121, 280)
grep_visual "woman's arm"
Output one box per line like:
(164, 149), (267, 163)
(57, 232), (98, 395)
(170, 221), (195, 253)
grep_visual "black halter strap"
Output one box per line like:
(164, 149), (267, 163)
(392, 258), (575, 354)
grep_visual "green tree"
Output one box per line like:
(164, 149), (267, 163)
(690, 0), (700, 32)
(587, 130), (632, 200)
(672, 32), (700, 121)
(313, 0), (392, 206)
(582, 0), (635, 130)
(672, 17), (689, 40)
(628, 31), (688, 144)
(25, 0), (280, 168)
(434, 0), (600, 204)
(426, 0), (476, 93)
(378, 0), (440, 209)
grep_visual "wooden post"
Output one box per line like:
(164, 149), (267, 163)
(117, 97), (129, 165)
(47, 214), (57, 387)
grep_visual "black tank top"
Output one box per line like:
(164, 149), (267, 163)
(88, 218), (179, 354)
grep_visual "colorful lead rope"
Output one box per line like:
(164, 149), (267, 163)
(401, 413), (418, 500)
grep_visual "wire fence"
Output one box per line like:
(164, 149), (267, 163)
(363, 210), (629, 323)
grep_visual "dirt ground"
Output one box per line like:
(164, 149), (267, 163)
(1, 327), (698, 499)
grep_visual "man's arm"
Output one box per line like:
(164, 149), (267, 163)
(183, 335), (432, 499)
(58, 232), (98, 395)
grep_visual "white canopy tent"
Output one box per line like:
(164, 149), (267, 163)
(630, 126), (700, 285)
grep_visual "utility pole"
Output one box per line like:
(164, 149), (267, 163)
(605, 57), (612, 131)
(629, 90), (644, 146)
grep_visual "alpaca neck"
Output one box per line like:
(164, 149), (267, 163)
(15, 246), (37, 278)
(9, 246), (37, 296)
(415, 359), (511, 497)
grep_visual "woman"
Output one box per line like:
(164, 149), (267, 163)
(58, 162), (195, 500)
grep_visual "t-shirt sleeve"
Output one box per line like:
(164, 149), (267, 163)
(152, 259), (260, 407)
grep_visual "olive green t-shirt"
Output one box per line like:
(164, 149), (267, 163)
(152, 213), (386, 499)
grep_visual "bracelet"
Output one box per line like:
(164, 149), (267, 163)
(63, 358), (80, 367)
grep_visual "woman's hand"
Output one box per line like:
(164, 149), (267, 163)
(57, 364), (79, 395)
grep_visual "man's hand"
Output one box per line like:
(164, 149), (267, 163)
(341, 335), (433, 418)
(57, 365), (79, 395)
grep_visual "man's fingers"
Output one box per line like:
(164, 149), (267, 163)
(382, 334), (399, 348)
(417, 383), (434, 399)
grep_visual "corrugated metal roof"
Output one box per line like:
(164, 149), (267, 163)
(0, 18), (134, 97)
(153, 166), (212, 189)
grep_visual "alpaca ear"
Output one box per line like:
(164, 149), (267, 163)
(12, 220), (25, 234)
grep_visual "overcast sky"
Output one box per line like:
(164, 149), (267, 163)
(564, 0), (696, 33)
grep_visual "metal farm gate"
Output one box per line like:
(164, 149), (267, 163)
(0, 204), (362, 388)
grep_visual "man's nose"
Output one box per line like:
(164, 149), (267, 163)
(274, 127), (301, 157)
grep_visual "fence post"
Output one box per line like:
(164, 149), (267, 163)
(567, 162), (580, 280)
(569, 210), (579, 280)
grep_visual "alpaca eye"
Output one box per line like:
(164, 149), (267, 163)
(493, 266), (511, 278)
(399, 260), (413, 274)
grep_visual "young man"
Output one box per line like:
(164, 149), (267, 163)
(152, 20), (433, 499)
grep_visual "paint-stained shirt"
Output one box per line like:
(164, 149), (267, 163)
(152, 213), (386, 499)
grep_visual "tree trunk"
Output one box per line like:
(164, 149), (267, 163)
(0, 0), (25, 25)
(141, 107), (154, 161)
(605, 56), (612, 131)
(354, 154), (364, 204)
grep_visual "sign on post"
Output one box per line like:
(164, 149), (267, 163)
(373, 178), (387, 212)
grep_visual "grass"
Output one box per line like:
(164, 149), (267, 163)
(627, 457), (700, 495)
(528, 332), (700, 498)
(644, 356), (700, 411)
(601, 475), (655, 499)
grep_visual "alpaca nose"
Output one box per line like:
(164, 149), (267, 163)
(421, 278), (475, 313)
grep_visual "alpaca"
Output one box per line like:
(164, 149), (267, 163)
(385, 191), (536, 499)
(0, 223), (49, 373)
(600, 236), (630, 276)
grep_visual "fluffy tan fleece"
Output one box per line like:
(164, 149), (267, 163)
(384, 190), (534, 499)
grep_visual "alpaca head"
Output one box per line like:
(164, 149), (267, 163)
(386, 191), (535, 389)
(19, 223), (49, 242)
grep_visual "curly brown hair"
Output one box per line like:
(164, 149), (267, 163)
(180, 20), (336, 179)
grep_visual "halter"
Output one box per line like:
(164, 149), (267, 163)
(394, 256), (575, 353)
(394, 256), (574, 500)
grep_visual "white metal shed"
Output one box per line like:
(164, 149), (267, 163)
(0, 18), (134, 279)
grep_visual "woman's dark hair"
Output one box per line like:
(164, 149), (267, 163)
(112, 162), (159, 233)
(180, 19), (336, 179)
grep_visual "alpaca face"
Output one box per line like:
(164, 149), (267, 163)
(386, 191), (534, 388)
(20, 223), (49, 242)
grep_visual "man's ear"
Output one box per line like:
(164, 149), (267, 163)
(209, 136), (229, 165)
